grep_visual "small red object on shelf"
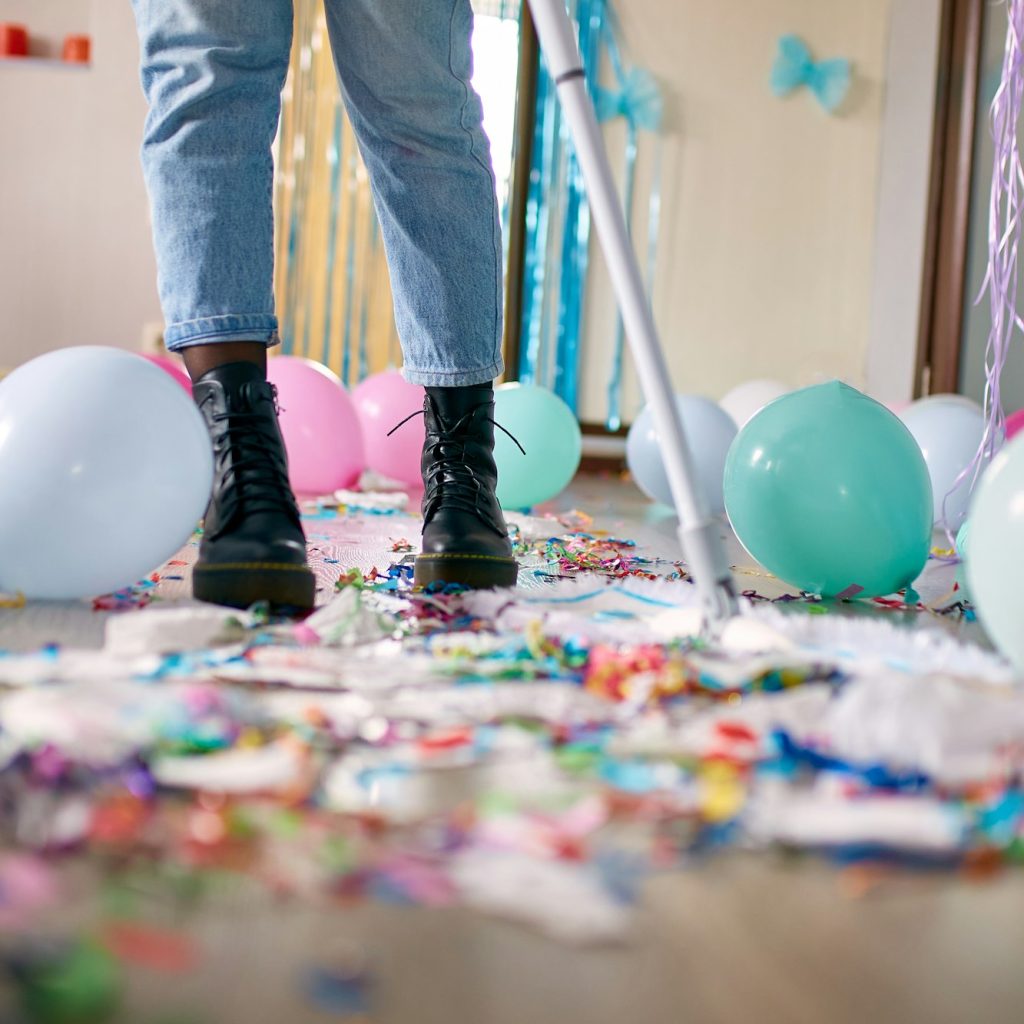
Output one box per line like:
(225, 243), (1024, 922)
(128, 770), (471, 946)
(62, 34), (90, 64)
(0, 24), (29, 57)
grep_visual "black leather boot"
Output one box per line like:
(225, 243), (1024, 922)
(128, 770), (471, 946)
(191, 362), (316, 611)
(413, 387), (519, 589)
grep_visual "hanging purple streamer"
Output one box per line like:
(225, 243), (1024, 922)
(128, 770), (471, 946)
(959, 0), (1024, 530)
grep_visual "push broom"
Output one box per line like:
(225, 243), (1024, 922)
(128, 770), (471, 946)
(526, 0), (739, 625)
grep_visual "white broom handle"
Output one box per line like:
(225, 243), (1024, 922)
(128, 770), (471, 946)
(527, 0), (737, 616)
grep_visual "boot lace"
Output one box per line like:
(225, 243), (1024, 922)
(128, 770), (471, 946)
(388, 402), (524, 531)
(200, 384), (301, 540)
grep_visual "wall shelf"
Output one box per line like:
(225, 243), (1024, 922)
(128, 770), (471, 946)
(0, 57), (90, 70)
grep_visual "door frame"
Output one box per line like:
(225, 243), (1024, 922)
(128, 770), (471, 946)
(915, 0), (985, 396)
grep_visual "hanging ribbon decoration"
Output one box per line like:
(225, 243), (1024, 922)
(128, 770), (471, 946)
(518, 0), (663, 427)
(595, 50), (663, 430)
(552, 0), (604, 413)
(951, 0), (1024, 536)
(770, 34), (851, 114)
(520, 32), (560, 387)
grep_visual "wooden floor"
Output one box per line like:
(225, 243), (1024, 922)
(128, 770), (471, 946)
(1, 476), (1019, 1024)
(34, 855), (1020, 1024)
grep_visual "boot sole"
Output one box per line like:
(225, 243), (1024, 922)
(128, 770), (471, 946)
(192, 562), (317, 613)
(413, 553), (519, 590)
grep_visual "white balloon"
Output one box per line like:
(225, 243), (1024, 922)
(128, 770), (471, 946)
(0, 347), (213, 599)
(626, 396), (737, 513)
(966, 434), (1024, 671)
(719, 379), (788, 430)
(899, 394), (988, 531)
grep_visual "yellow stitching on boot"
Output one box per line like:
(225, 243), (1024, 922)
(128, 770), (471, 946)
(414, 554), (517, 563)
(193, 563), (314, 573)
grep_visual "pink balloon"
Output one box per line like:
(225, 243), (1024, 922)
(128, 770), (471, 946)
(352, 370), (425, 487)
(1006, 408), (1024, 440)
(267, 356), (365, 495)
(143, 354), (191, 394)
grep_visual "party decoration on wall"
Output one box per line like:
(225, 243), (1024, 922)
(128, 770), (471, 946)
(267, 356), (365, 495)
(492, 383), (582, 508)
(626, 396), (736, 513)
(770, 35), (851, 114)
(899, 395), (989, 532)
(519, 0), (664, 428)
(0, 348), (212, 599)
(724, 382), (932, 599)
(966, 434), (1024, 671)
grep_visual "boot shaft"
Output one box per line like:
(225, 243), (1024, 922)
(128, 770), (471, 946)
(420, 390), (499, 496)
(191, 361), (299, 540)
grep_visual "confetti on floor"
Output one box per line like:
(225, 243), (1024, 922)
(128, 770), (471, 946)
(0, 488), (1017, 1021)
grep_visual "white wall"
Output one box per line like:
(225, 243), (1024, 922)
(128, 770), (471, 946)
(0, 0), (932, 419)
(0, 0), (160, 370)
(578, 0), (897, 423)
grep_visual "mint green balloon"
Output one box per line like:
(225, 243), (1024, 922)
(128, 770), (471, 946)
(955, 519), (972, 604)
(724, 381), (932, 598)
(493, 383), (582, 509)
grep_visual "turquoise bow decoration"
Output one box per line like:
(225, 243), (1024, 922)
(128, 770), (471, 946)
(595, 68), (663, 131)
(770, 34), (851, 114)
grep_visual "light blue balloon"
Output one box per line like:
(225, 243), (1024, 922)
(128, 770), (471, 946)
(625, 395), (737, 513)
(724, 381), (933, 598)
(0, 347), (212, 599)
(493, 384), (582, 509)
(965, 434), (1024, 671)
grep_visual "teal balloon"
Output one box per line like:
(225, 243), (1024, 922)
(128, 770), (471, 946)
(965, 435), (1024, 671)
(724, 381), (933, 598)
(493, 383), (582, 508)
(955, 519), (971, 559)
(955, 519), (972, 604)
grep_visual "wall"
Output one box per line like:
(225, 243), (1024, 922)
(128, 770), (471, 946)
(578, 0), (895, 424)
(0, 0), (924, 421)
(0, 0), (160, 370)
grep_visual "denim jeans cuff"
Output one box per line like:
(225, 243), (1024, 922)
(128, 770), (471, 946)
(164, 314), (280, 351)
(401, 358), (504, 387)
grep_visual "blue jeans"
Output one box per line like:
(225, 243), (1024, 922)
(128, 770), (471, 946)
(130, 0), (504, 386)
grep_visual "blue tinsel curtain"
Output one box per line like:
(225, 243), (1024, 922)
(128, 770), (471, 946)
(517, 1), (663, 428)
